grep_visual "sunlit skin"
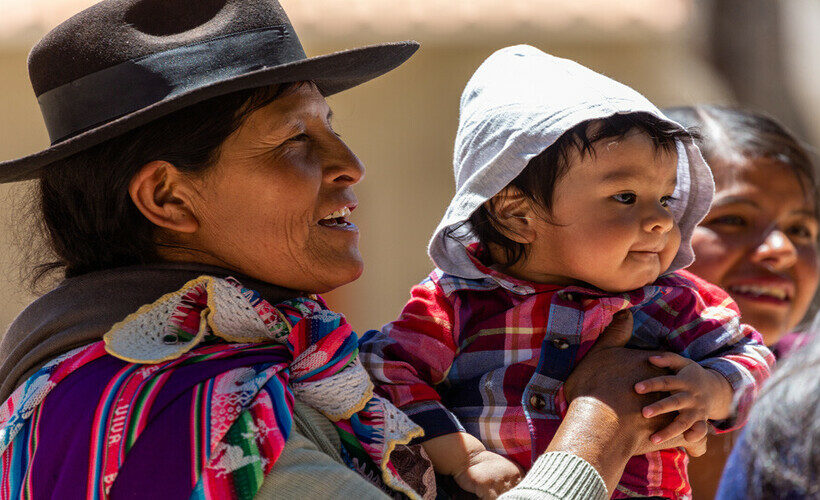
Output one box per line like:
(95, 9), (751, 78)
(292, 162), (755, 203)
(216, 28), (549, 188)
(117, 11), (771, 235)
(157, 84), (366, 293)
(688, 157), (820, 345)
(493, 129), (681, 293)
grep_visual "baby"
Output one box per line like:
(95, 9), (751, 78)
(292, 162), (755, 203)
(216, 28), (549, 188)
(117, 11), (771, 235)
(360, 46), (774, 499)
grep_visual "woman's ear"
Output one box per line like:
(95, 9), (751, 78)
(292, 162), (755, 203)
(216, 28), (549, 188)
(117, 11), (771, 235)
(129, 161), (199, 234)
(489, 187), (537, 244)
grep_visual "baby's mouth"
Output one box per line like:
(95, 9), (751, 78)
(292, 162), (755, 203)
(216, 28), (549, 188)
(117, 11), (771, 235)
(318, 206), (353, 227)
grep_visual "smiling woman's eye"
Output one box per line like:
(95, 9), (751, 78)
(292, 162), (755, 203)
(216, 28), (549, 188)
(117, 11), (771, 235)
(288, 133), (310, 142)
(708, 214), (747, 227)
(785, 223), (818, 241)
(612, 193), (636, 204)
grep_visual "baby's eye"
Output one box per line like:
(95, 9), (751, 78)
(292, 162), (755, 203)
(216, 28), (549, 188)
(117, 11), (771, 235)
(660, 195), (676, 208)
(612, 193), (636, 205)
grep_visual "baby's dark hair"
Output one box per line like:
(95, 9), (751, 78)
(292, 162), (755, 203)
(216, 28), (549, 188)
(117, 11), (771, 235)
(467, 113), (691, 267)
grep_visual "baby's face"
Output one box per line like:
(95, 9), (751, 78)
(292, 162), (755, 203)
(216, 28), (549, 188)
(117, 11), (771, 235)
(510, 130), (681, 292)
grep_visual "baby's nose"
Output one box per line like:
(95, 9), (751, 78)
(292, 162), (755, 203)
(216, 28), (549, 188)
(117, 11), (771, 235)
(642, 205), (674, 233)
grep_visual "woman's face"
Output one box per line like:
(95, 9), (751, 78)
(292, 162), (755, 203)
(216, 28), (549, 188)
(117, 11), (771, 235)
(689, 157), (820, 345)
(185, 83), (365, 293)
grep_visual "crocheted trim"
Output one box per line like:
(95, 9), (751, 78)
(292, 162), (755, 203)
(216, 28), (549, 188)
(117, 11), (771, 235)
(380, 404), (425, 499)
(290, 358), (374, 421)
(104, 276), (291, 364)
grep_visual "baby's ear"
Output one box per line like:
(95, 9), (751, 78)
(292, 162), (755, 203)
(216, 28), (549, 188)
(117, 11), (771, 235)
(489, 187), (537, 244)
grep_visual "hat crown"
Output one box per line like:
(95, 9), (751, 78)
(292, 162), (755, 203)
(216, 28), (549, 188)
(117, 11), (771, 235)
(28, 0), (299, 96)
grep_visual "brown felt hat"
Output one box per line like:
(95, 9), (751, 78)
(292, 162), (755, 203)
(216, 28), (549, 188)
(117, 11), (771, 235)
(0, 0), (419, 183)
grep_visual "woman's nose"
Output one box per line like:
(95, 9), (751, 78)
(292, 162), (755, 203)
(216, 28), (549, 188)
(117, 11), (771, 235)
(750, 229), (798, 271)
(324, 134), (365, 185)
(642, 204), (675, 234)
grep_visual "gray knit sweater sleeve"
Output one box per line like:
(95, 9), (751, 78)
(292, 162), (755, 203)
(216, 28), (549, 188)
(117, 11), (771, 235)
(499, 452), (608, 500)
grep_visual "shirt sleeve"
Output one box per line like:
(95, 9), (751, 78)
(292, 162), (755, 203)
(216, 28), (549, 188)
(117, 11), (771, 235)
(498, 452), (608, 500)
(358, 275), (465, 441)
(636, 271), (775, 432)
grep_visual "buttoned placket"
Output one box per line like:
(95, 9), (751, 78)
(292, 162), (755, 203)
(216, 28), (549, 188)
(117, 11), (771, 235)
(521, 289), (584, 461)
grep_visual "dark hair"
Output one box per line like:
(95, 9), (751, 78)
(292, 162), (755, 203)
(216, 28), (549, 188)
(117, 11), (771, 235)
(33, 82), (300, 284)
(466, 113), (691, 267)
(663, 105), (818, 217)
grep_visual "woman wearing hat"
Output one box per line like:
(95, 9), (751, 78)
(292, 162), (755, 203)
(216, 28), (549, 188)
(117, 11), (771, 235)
(0, 1), (703, 498)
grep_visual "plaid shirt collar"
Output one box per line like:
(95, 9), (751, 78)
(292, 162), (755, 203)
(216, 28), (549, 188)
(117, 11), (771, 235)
(461, 243), (557, 295)
(457, 243), (677, 299)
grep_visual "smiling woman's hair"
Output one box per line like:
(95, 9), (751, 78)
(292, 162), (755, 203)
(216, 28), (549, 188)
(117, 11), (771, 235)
(32, 83), (300, 285)
(462, 113), (690, 268)
(663, 105), (818, 219)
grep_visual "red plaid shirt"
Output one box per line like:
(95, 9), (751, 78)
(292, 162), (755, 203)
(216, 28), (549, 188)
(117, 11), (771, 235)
(360, 248), (773, 499)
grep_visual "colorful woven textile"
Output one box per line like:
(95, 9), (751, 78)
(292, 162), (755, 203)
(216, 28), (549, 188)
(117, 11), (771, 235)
(0, 276), (422, 499)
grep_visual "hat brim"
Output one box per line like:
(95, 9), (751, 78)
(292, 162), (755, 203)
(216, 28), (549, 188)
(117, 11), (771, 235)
(0, 41), (419, 183)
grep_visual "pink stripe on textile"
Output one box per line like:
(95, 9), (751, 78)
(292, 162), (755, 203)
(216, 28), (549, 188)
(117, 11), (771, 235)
(87, 363), (139, 498)
(21, 405), (42, 499)
(1, 441), (11, 499)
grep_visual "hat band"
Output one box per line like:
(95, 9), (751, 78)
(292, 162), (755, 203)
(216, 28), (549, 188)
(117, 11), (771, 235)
(37, 26), (306, 144)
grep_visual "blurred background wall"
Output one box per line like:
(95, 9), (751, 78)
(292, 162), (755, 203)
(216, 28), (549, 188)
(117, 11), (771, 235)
(0, 0), (817, 335)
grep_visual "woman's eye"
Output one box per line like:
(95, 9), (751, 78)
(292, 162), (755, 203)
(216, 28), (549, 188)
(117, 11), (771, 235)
(288, 133), (310, 142)
(709, 214), (747, 227)
(612, 193), (636, 204)
(786, 224), (816, 240)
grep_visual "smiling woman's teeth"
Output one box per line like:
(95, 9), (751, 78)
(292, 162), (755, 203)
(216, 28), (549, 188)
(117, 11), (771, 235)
(323, 207), (351, 220)
(319, 207), (352, 227)
(729, 285), (789, 300)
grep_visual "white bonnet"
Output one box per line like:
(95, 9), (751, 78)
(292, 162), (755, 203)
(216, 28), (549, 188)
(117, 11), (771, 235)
(428, 45), (715, 279)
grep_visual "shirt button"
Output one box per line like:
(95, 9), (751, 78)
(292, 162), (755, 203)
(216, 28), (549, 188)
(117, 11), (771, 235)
(552, 338), (570, 350)
(529, 393), (546, 411)
(563, 292), (576, 301)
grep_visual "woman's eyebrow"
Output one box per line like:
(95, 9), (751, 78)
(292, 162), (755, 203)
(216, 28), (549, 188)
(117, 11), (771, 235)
(790, 208), (818, 219)
(710, 196), (760, 209)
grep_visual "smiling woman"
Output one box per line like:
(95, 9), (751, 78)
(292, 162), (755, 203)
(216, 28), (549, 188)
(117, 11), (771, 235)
(693, 157), (818, 341)
(666, 105), (820, 347)
(0, 0), (429, 498)
(665, 105), (820, 500)
(129, 83), (366, 293)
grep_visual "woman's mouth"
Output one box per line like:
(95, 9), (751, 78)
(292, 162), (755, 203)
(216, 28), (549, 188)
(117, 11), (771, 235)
(318, 206), (356, 229)
(727, 283), (793, 305)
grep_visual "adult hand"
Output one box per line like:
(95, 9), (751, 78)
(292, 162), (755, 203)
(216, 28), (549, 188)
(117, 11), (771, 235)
(552, 311), (707, 493)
